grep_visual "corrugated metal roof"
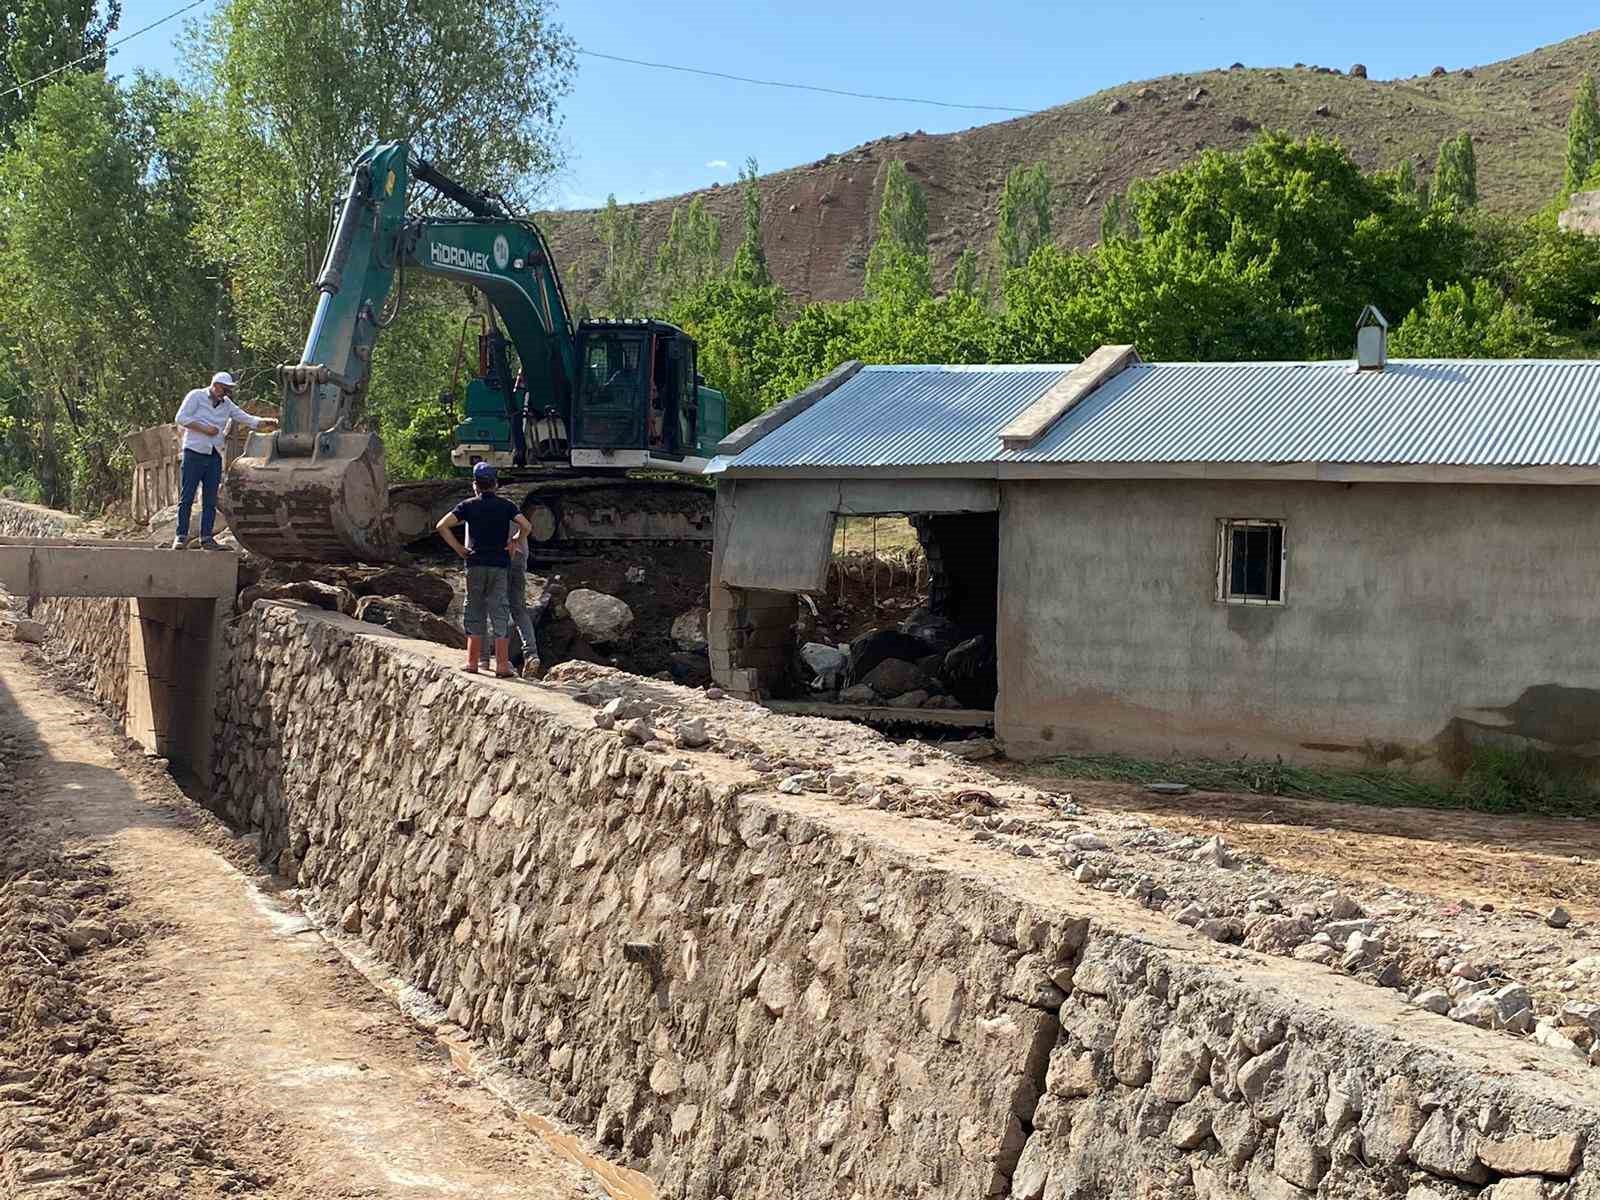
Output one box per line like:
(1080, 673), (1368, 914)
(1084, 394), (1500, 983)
(718, 365), (1067, 470)
(717, 359), (1600, 473)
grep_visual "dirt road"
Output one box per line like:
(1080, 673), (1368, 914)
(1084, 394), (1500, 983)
(0, 640), (600, 1199)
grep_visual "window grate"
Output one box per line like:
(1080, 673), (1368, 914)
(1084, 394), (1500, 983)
(1217, 519), (1285, 605)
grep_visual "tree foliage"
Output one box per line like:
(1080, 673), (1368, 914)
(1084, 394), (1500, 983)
(730, 156), (771, 289)
(1566, 74), (1600, 196)
(995, 162), (1052, 272)
(1430, 133), (1478, 211)
(865, 161), (931, 303)
(0, 0), (120, 144)
(1390, 278), (1555, 358)
(595, 194), (646, 316)
(655, 195), (721, 305)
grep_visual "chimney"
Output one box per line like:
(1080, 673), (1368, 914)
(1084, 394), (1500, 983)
(1355, 305), (1388, 371)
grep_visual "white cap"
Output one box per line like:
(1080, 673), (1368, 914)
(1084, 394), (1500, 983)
(210, 371), (236, 389)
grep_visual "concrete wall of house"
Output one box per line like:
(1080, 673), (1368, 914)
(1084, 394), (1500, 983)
(997, 479), (1600, 767)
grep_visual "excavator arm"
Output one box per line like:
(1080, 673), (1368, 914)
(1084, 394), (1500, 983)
(224, 141), (580, 562)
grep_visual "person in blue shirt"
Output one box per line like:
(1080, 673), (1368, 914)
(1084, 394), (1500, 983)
(435, 462), (531, 676)
(171, 372), (277, 550)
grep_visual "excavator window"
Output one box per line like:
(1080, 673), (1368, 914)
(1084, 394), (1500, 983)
(575, 329), (647, 448)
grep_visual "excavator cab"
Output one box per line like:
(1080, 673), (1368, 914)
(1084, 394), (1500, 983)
(569, 319), (722, 469)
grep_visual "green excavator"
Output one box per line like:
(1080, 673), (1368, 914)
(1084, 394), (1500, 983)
(222, 140), (728, 562)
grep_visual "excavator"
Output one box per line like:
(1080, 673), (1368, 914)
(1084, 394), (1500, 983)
(221, 140), (727, 562)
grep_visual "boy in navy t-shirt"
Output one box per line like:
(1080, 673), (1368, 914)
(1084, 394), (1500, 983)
(435, 462), (532, 676)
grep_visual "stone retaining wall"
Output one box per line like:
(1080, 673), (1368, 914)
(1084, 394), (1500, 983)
(210, 603), (1600, 1200)
(0, 500), (130, 721)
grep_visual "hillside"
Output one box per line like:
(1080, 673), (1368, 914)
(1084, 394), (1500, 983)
(540, 29), (1600, 307)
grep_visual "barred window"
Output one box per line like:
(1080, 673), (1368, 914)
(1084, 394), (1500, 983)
(1217, 519), (1285, 605)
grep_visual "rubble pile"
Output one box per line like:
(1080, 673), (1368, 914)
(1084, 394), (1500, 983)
(795, 612), (997, 710)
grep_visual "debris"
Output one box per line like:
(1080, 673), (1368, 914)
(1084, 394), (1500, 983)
(838, 683), (877, 704)
(1192, 835), (1238, 869)
(565, 589), (634, 646)
(944, 737), (997, 761)
(1412, 989), (1451, 1015)
(799, 642), (848, 689)
(1067, 832), (1108, 852)
(674, 718), (710, 749)
(11, 619), (46, 644)
(616, 716), (655, 744)
(353, 595), (466, 650)
(1545, 906), (1571, 929)
(860, 657), (926, 698)
(670, 608), (708, 652)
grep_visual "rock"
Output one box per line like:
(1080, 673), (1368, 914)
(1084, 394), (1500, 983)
(1243, 914), (1310, 954)
(945, 737), (997, 760)
(1411, 1109), (1488, 1183)
(1476, 1131), (1584, 1179)
(616, 717), (655, 744)
(565, 589), (634, 646)
(1195, 918), (1241, 943)
(1323, 892), (1365, 919)
(11, 618), (46, 644)
(1314, 102), (1332, 116)
(1105, 98), (1128, 114)
(1361, 1076), (1425, 1164)
(1531, 1021), (1584, 1060)
(674, 718), (710, 749)
(886, 689), (929, 709)
(1485, 1180), (1546, 1200)
(1431, 65), (1447, 77)
(1490, 984), (1533, 1028)
(667, 651), (710, 687)
(1545, 906), (1571, 929)
(1350, 62), (1367, 78)
(241, 579), (356, 615)
(1067, 832), (1107, 851)
(1558, 1002), (1600, 1034)
(350, 566), (453, 615)
(1192, 835), (1238, 869)
(860, 657), (926, 698)
(625, 565), (646, 584)
(847, 629), (930, 683)
(942, 635), (996, 708)
(354, 595), (467, 650)
(799, 642), (848, 689)
(670, 607), (708, 652)
(1412, 989), (1452, 1015)
(340, 902), (361, 933)
(1450, 993), (1499, 1028)
(1275, 1119), (1328, 1189)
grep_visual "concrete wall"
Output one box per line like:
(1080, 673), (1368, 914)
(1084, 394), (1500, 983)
(210, 603), (1600, 1200)
(997, 479), (1600, 766)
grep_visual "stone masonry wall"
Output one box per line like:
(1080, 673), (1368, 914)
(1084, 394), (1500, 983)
(0, 500), (130, 722)
(210, 602), (1600, 1200)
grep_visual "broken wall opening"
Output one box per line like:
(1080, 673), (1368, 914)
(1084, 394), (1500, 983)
(127, 597), (224, 782)
(709, 478), (999, 717)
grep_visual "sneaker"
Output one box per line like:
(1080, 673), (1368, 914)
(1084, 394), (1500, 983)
(170, 537), (189, 550)
(199, 538), (227, 551)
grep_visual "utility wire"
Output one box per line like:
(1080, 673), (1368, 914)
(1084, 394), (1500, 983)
(0, 0), (213, 102)
(576, 48), (1034, 115)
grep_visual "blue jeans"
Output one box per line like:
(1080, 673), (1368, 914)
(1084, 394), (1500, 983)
(176, 448), (223, 541)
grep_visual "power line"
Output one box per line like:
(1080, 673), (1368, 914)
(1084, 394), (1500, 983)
(0, 0), (213, 102)
(575, 48), (1034, 115)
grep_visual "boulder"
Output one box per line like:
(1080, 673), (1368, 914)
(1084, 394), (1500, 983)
(671, 607), (708, 652)
(1350, 62), (1368, 78)
(838, 683), (877, 705)
(353, 595), (466, 650)
(11, 618), (46, 645)
(861, 657), (926, 697)
(847, 629), (930, 683)
(350, 567), (454, 616)
(240, 580), (356, 615)
(943, 635), (997, 709)
(800, 642), (848, 689)
(887, 689), (930, 709)
(566, 589), (634, 645)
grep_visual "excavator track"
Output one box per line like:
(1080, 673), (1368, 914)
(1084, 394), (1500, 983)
(388, 473), (714, 552)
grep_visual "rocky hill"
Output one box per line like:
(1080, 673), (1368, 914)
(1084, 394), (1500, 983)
(540, 29), (1600, 306)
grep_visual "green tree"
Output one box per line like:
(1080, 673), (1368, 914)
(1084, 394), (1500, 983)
(655, 195), (721, 304)
(595, 194), (647, 315)
(667, 273), (784, 427)
(995, 162), (1052, 272)
(0, 72), (214, 509)
(1430, 133), (1478, 211)
(0, 0), (120, 145)
(949, 247), (980, 298)
(865, 160), (931, 303)
(1565, 74), (1600, 196)
(1390, 279), (1555, 358)
(730, 155), (771, 289)
(188, 0), (574, 408)
(1099, 193), (1126, 243)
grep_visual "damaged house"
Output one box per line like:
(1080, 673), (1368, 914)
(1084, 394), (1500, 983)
(705, 320), (1600, 769)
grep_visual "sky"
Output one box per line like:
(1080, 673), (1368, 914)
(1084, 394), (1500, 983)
(105, 0), (1598, 210)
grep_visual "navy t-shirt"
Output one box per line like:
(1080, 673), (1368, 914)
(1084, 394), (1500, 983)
(450, 493), (519, 567)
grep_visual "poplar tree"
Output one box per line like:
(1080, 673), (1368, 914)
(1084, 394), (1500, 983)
(865, 161), (931, 302)
(1430, 133), (1478, 211)
(1565, 74), (1600, 194)
(730, 156), (771, 288)
(994, 162), (1053, 271)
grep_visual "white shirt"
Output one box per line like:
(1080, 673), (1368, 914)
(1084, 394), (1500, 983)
(175, 387), (266, 455)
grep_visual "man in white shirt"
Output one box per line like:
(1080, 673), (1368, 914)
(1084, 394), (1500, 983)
(172, 372), (277, 550)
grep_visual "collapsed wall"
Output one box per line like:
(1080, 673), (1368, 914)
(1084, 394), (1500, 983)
(0, 501), (129, 719)
(210, 602), (1600, 1200)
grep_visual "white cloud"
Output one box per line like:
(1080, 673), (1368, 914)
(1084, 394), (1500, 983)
(705, 159), (729, 169)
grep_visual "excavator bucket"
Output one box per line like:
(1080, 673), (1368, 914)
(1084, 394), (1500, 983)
(223, 428), (396, 562)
